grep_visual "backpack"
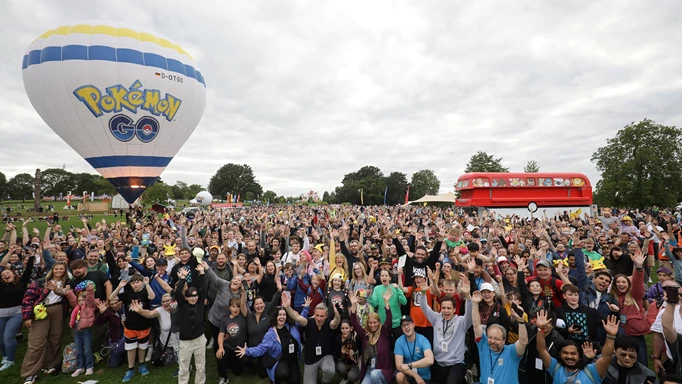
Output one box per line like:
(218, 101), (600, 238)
(61, 342), (77, 374)
(151, 332), (176, 366)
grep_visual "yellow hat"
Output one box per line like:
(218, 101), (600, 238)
(591, 258), (607, 271)
(622, 215), (632, 222)
(553, 259), (568, 267)
(164, 244), (176, 256)
(314, 244), (324, 253)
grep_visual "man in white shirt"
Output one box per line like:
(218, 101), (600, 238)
(651, 281), (682, 375)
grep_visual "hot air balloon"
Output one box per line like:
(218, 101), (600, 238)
(195, 191), (212, 206)
(22, 21), (206, 203)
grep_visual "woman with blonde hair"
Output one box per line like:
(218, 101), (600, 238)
(20, 261), (72, 384)
(328, 231), (349, 281)
(349, 290), (393, 384)
(349, 262), (374, 294)
(609, 250), (648, 366)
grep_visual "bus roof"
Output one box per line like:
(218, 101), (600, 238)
(455, 172), (591, 189)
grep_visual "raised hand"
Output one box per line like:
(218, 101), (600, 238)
(471, 291), (482, 304)
(632, 250), (646, 268)
(178, 268), (189, 280)
(195, 263), (205, 274)
(535, 309), (551, 329)
(459, 274), (471, 296)
(302, 296), (311, 308)
(142, 276), (150, 285)
(349, 290), (358, 306)
(602, 314), (620, 336)
(581, 341), (596, 359)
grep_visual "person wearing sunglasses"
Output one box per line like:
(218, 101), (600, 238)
(175, 262), (207, 384)
(602, 335), (656, 384)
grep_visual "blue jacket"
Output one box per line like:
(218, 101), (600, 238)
(286, 275), (310, 309)
(245, 306), (308, 382)
(567, 248), (589, 290)
(130, 261), (171, 307)
(580, 283), (620, 343)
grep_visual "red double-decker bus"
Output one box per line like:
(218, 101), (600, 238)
(455, 172), (593, 215)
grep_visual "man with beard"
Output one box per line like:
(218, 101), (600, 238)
(85, 249), (108, 273)
(243, 240), (264, 263)
(69, 259), (112, 302)
(394, 233), (442, 287)
(602, 336), (656, 384)
(205, 245), (220, 268)
(207, 253), (233, 306)
(579, 269), (620, 343)
(471, 289), (528, 384)
(339, 229), (364, 277)
(170, 247), (200, 289)
(66, 237), (88, 261)
(536, 309), (620, 384)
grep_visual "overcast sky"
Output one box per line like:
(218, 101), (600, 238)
(2, 0), (681, 197)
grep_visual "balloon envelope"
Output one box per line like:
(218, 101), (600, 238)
(195, 191), (212, 206)
(22, 21), (206, 203)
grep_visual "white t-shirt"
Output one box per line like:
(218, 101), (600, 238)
(154, 306), (173, 348)
(651, 303), (682, 359)
(43, 281), (64, 305)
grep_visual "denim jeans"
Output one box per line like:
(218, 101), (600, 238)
(75, 328), (94, 369)
(0, 313), (23, 362)
(361, 368), (389, 384)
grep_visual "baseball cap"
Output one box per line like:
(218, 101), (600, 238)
(536, 260), (552, 269)
(657, 267), (673, 275)
(370, 244), (378, 250)
(156, 258), (168, 266)
(356, 289), (367, 298)
(480, 282), (494, 292)
(497, 256), (508, 263)
(378, 258), (391, 266)
(412, 269), (426, 278)
(331, 273), (344, 281)
(400, 315), (413, 325)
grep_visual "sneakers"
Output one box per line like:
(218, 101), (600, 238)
(72, 368), (85, 377)
(138, 364), (150, 376)
(1, 356), (6, 365)
(0, 361), (15, 371)
(86, 368), (94, 376)
(41, 367), (57, 375)
(465, 369), (474, 384)
(23, 375), (37, 384)
(145, 348), (152, 362)
(122, 369), (135, 383)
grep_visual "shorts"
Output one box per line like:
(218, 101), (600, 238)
(124, 327), (151, 351)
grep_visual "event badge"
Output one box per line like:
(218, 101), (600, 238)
(315, 346), (322, 356)
(488, 378), (494, 384)
(535, 358), (543, 370)
(289, 344), (295, 354)
(370, 358), (376, 368)
(441, 342), (448, 352)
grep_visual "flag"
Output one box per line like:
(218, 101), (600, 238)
(383, 187), (388, 205)
(404, 185), (410, 205)
(360, 189), (364, 205)
(237, 194), (240, 202)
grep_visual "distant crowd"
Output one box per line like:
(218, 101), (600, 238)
(1, 204), (682, 384)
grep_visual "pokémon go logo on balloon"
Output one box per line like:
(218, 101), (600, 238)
(73, 80), (183, 143)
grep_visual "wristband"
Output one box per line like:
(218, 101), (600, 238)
(606, 334), (616, 340)
(538, 328), (545, 333)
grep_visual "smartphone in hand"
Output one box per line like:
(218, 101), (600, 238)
(665, 285), (680, 304)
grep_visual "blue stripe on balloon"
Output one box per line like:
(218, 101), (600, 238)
(85, 156), (173, 169)
(22, 45), (205, 87)
(107, 176), (160, 204)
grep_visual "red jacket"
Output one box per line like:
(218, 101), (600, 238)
(68, 286), (97, 331)
(617, 268), (649, 336)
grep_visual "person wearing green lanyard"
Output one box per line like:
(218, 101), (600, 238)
(471, 289), (528, 384)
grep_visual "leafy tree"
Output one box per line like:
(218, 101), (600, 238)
(208, 164), (263, 200)
(8, 173), (34, 201)
(334, 166), (385, 205)
(244, 191), (256, 201)
(384, 172), (408, 205)
(591, 118), (682, 208)
(186, 184), (203, 200)
(262, 190), (277, 203)
(170, 181), (188, 200)
(322, 191), (330, 202)
(410, 169), (440, 200)
(0, 172), (7, 202)
(524, 160), (540, 173)
(73, 173), (116, 196)
(140, 180), (171, 205)
(464, 151), (509, 173)
(40, 168), (77, 196)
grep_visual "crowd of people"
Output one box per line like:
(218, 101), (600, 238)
(0, 204), (682, 384)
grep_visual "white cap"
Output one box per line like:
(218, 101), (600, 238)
(480, 282), (495, 292)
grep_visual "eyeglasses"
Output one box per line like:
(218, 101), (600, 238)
(617, 352), (636, 360)
(488, 336), (505, 342)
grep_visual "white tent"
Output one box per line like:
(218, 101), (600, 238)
(408, 192), (457, 204)
(112, 194), (130, 209)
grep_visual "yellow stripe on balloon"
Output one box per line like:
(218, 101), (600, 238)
(34, 24), (193, 60)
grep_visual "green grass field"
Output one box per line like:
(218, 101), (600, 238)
(0, 327), (270, 384)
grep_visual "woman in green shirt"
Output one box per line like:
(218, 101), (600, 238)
(369, 269), (406, 340)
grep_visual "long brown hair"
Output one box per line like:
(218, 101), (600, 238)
(366, 312), (382, 345)
(45, 261), (69, 285)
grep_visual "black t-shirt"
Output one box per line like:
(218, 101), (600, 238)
(302, 318), (335, 364)
(258, 274), (276, 303)
(170, 257), (200, 289)
(118, 288), (152, 331)
(70, 271), (109, 302)
(219, 314), (248, 350)
(277, 325), (298, 362)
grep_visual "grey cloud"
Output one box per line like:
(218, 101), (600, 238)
(1, 0), (682, 197)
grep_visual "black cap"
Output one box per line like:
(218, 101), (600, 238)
(156, 258), (168, 266)
(378, 257), (391, 265)
(400, 315), (413, 325)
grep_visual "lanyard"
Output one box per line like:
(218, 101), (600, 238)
(409, 339), (416, 361)
(489, 349), (501, 377)
(442, 319), (453, 338)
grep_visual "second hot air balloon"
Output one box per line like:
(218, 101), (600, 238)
(22, 21), (206, 203)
